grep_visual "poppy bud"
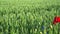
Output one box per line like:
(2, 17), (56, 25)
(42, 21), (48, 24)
(50, 25), (53, 29)
(40, 32), (42, 34)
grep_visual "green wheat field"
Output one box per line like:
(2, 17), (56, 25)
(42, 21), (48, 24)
(0, 0), (60, 34)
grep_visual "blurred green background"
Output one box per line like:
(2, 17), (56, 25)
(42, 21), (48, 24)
(0, 0), (60, 34)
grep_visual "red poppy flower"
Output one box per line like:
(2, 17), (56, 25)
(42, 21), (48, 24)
(53, 16), (60, 25)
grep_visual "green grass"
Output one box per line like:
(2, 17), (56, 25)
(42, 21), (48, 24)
(0, 0), (60, 34)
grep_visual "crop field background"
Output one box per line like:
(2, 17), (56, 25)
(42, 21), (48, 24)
(0, 0), (60, 34)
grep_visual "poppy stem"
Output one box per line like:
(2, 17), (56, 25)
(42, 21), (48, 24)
(58, 23), (60, 34)
(53, 25), (54, 34)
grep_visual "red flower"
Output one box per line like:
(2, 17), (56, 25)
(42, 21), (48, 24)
(53, 16), (60, 25)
